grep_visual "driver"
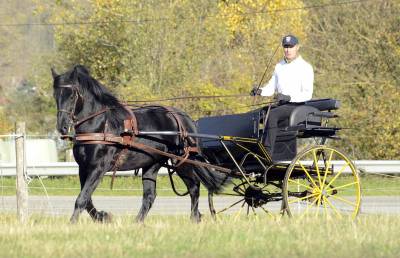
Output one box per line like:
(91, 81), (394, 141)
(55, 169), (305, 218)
(250, 34), (314, 155)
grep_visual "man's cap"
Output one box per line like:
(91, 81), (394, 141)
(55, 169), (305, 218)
(282, 35), (299, 47)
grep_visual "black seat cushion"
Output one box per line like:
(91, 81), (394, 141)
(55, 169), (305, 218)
(289, 105), (322, 128)
(303, 98), (340, 111)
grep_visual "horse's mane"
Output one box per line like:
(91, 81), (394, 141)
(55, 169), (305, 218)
(77, 70), (120, 106)
(64, 65), (129, 129)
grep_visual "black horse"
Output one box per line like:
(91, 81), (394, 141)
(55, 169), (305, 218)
(52, 65), (227, 223)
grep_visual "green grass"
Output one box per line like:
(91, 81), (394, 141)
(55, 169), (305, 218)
(0, 214), (399, 258)
(0, 174), (399, 196)
(0, 175), (195, 196)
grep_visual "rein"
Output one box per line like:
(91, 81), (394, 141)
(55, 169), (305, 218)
(127, 93), (249, 103)
(74, 108), (109, 128)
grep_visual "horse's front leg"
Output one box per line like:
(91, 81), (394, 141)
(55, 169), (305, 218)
(77, 167), (111, 222)
(86, 198), (112, 223)
(176, 165), (202, 223)
(70, 166), (105, 224)
(135, 163), (161, 223)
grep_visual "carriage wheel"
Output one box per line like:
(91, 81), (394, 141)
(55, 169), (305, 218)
(208, 178), (284, 219)
(282, 145), (361, 219)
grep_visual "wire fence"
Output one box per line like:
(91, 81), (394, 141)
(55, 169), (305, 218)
(1, 133), (400, 216)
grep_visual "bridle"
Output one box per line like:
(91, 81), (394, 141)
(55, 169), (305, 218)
(57, 84), (81, 121)
(56, 84), (108, 138)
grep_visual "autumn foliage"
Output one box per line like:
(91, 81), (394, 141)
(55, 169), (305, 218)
(0, 0), (399, 159)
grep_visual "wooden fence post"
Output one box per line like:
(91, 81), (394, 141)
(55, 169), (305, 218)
(15, 122), (28, 223)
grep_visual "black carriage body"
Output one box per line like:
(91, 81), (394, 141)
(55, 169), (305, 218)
(197, 98), (340, 178)
(198, 111), (260, 162)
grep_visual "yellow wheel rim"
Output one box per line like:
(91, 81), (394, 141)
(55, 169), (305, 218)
(282, 145), (361, 219)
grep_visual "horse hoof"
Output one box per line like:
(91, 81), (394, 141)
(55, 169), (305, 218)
(191, 213), (201, 223)
(135, 217), (145, 224)
(96, 211), (112, 223)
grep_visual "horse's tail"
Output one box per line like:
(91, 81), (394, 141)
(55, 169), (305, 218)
(192, 156), (230, 193)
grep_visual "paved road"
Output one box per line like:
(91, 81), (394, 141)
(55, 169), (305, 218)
(1, 195), (399, 216)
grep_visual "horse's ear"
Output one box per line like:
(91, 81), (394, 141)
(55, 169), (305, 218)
(51, 67), (58, 79)
(75, 65), (90, 75)
(72, 66), (79, 82)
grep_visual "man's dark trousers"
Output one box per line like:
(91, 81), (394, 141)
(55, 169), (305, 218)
(264, 103), (298, 155)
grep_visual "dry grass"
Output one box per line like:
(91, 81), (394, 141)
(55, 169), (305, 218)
(0, 213), (399, 258)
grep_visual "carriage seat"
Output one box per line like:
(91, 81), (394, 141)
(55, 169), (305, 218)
(272, 98), (340, 161)
(281, 98), (340, 131)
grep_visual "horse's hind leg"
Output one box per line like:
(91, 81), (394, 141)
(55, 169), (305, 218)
(70, 167), (105, 224)
(176, 165), (202, 223)
(135, 163), (161, 223)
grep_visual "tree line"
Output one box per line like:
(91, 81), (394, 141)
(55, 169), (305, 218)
(0, 0), (398, 159)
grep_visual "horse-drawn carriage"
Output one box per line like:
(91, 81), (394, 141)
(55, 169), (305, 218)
(197, 98), (361, 218)
(52, 65), (361, 223)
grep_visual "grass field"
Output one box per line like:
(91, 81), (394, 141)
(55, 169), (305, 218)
(0, 214), (399, 258)
(0, 174), (399, 196)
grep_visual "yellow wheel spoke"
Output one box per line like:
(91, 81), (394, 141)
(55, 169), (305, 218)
(321, 150), (334, 189)
(299, 196), (319, 220)
(322, 196), (328, 218)
(297, 161), (319, 189)
(234, 201), (246, 220)
(260, 206), (275, 219)
(288, 192), (320, 204)
(324, 196), (342, 218)
(234, 208), (242, 220)
(288, 179), (314, 191)
(218, 198), (245, 214)
(315, 195), (322, 217)
(329, 194), (357, 207)
(251, 206), (259, 221)
(327, 181), (358, 192)
(286, 146), (360, 219)
(313, 149), (322, 187)
(325, 162), (349, 189)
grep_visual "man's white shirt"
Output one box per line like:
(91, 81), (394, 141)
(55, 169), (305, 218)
(260, 56), (314, 103)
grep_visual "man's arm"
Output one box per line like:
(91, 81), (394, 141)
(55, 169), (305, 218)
(260, 71), (277, 97)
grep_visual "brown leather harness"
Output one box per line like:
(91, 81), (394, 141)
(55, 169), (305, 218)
(57, 84), (230, 188)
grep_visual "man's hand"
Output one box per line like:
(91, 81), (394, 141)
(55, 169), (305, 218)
(276, 93), (291, 105)
(250, 87), (262, 96)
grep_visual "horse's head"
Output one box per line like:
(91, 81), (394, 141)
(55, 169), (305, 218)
(52, 65), (88, 136)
